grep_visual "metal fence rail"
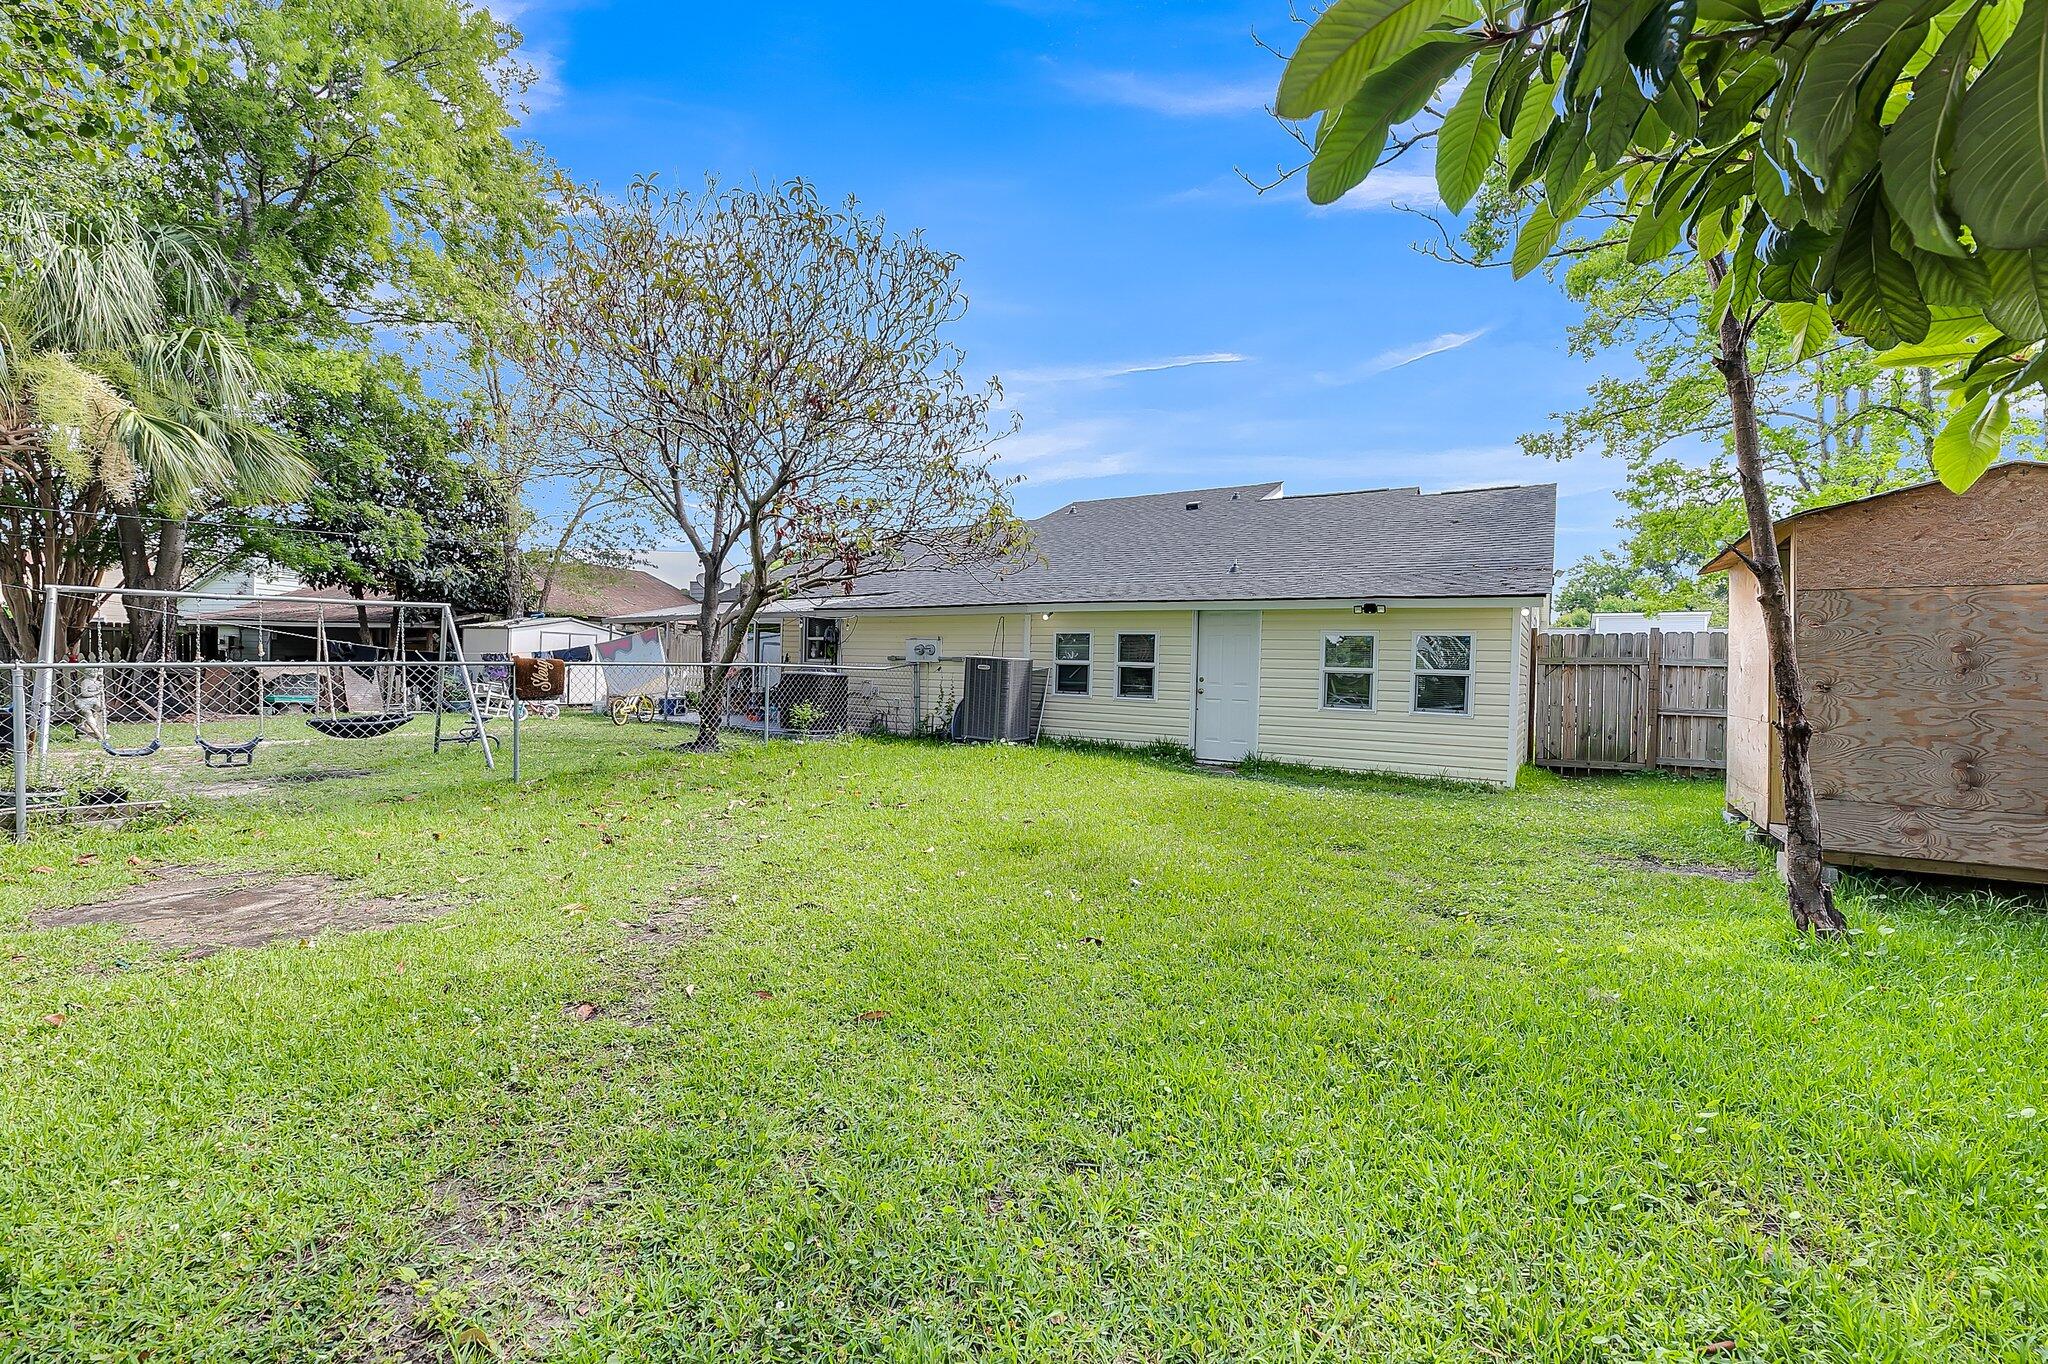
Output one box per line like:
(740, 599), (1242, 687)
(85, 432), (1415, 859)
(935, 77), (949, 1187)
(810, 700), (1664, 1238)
(3, 656), (999, 843)
(1529, 628), (1729, 773)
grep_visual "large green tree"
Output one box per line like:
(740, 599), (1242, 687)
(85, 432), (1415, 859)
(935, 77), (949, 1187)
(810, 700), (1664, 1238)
(149, 0), (552, 340)
(1272, 0), (2048, 935)
(60, 0), (554, 643)
(0, 0), (214, 168)
(226, 350), (513, 620)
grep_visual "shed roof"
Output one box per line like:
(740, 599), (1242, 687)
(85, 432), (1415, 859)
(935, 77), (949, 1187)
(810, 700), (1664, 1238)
(1700, 462), (2048, 575)
(793, 480), (1557, 612)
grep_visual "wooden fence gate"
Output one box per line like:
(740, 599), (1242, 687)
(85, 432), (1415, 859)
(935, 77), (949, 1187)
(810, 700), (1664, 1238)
(1530, 629), (1728, 772)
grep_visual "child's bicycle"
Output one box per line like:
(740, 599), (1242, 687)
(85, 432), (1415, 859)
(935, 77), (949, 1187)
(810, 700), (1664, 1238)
(608, 694), (659, 726)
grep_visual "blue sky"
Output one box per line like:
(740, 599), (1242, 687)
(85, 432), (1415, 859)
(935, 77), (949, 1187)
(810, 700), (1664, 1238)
(503, 0), (1636, 572)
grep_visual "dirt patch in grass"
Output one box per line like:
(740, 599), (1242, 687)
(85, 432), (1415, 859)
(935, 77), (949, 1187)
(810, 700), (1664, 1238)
(187, 768), (372, 800)
(371, 1174), (609, 1363)
(30, 866), (450, 955)
(1608, 854), (1758, 883)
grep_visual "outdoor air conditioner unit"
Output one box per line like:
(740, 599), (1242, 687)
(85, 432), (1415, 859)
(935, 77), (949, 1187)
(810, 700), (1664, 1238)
(954, 656), (1047, 743)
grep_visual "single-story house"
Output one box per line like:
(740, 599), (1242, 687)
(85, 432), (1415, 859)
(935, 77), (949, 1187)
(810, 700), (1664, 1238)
(763, 480), (1557, 785)
(190, 588), (433, 662)
(1703, 462), (2048, 884)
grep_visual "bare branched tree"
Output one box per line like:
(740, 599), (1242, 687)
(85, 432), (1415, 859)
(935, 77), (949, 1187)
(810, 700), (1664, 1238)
(530, 178), (1022, 748)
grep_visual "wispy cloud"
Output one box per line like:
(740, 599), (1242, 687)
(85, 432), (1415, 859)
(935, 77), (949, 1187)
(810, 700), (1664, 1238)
(1313, 166), (1444, 211)
(1315, 328), (1490, 385)
(1167, 164), (1444, 215)
(1054, 66), (1271, 117)
(1006, 352), (1250, 385)
(993, 418), (1145, 485)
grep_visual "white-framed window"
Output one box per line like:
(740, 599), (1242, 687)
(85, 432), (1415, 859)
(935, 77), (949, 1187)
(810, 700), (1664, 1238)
(1115, 633), (1156, 699)
(1412, 633), (1474, 715)
(1054, 631), (1091, 695)
(803, 616), (840, 664)
(1321, 632), (1375, 710)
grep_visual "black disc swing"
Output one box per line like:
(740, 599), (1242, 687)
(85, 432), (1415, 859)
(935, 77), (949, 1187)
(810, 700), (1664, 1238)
(100, 604), (169, 760)
(305, 606), (418, 740)
(194, 601), (267, 768)
(195, 712), (263, 767)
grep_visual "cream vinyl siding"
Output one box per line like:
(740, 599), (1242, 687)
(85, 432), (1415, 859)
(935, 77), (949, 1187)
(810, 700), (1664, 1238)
(831, 612), (1031, 666)
(1256, 606), (1521, 784)
(1509, 608), (1534, 778)
(1030, 610), (1194, 748)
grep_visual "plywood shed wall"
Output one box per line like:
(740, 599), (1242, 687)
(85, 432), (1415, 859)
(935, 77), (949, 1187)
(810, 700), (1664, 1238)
(1708, 462), (2048, 884)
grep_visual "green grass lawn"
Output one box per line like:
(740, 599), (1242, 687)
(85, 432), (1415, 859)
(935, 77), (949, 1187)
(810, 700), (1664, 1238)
(2, 723), (2044, 1362)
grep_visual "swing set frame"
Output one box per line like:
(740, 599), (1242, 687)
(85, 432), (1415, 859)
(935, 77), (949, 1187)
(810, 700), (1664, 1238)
(28, 586), (497, 773)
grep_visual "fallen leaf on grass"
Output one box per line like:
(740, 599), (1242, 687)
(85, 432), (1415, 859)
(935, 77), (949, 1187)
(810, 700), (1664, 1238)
(565, 1001), (599, 1021)
(124, 855), (144, 868)
(28, 866), (53, 875)
(753, 989), (774, 1000)
(1701, 1345), (1737, 1357)
(41, 1013), (65, 1026)
(73, 854), (98, 867)
(682, 983), (698, 999)
(561, 902), (586, 917)
(855, 1009), (890, 1022)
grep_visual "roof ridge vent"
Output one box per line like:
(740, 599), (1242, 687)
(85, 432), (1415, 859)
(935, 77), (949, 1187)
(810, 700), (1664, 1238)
(1185, 500), (1200, 511)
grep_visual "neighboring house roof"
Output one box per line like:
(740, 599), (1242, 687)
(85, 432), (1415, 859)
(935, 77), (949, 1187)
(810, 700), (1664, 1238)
(199, 586), (403, 625)
(780, 480), (1557, 612)
(537, 564), (696, 619)
(1700, 462), (2048, 575)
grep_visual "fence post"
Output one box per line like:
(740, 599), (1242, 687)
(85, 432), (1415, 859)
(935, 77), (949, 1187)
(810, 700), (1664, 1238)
(1645, 628), (1663, 771)
(32, 589), (58, 769)
(11, 665), (29, 845)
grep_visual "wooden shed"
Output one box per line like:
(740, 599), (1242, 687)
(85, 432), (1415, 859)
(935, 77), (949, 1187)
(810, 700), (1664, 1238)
(1702, 462), (2048, 884)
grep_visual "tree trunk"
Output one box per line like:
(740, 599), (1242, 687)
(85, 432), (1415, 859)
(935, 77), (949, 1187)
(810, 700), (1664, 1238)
(115, 510), (186, 662)
(503, 537), (526, 618)
(1712, 279), (1847, 938)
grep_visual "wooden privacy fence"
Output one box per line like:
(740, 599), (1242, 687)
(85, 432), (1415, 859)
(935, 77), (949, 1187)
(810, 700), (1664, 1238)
(1530, 629), (1729, 772)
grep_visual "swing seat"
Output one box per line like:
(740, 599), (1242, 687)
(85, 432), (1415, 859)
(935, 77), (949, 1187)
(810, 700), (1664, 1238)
(307, 712), (415, 740)
(197, 736), (262, 768)
(100, 739), (163, 759)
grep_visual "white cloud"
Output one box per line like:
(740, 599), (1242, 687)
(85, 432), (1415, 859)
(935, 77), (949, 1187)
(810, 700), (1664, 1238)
(993, 418), (1145, 485)
(1313, 166), (1444, 211)
(1055, 67), (1271, 117)
(1315, 327), (1491, 384)
(1166, 164), (1444, 215)
(1006, 352), (1250, 385)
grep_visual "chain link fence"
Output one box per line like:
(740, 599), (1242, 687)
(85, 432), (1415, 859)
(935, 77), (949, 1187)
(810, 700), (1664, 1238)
(4, 657), (1012, 842)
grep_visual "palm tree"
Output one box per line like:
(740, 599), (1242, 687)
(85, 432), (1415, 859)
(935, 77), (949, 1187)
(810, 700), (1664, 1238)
(0, 200), (310, 659)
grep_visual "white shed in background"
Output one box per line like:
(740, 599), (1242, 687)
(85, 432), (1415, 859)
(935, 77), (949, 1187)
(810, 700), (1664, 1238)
(461, 616), (621, 705)
(1590, 610), (1713, 634)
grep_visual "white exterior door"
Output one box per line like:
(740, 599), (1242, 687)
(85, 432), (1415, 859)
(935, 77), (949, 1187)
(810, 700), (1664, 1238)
(1194, 611), (1260, 762)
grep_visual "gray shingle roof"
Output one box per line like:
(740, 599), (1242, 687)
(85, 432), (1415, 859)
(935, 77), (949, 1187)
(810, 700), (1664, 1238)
(815, 481), (1556, 611)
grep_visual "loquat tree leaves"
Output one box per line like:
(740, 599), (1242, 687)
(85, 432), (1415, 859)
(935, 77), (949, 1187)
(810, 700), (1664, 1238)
(1276, 0), (2048, 489)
